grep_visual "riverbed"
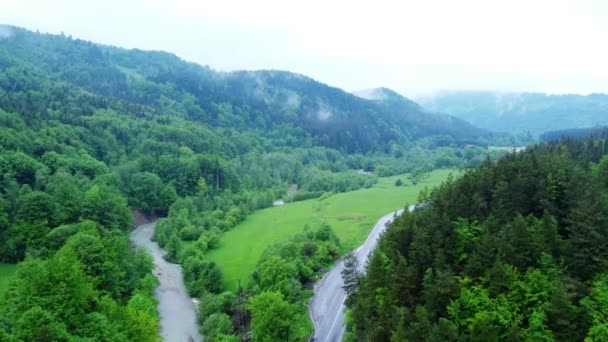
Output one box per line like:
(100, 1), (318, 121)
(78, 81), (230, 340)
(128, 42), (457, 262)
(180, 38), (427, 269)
(130, 222), (202, 342)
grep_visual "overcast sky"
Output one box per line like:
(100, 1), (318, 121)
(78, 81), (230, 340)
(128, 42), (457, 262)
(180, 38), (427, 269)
(2, 0), (607, 97)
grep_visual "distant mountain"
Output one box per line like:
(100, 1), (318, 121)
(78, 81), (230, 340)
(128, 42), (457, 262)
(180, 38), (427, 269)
(354, 87), (486, 142)
(0, 25), (489, 153)
(418, 91), (608, 135)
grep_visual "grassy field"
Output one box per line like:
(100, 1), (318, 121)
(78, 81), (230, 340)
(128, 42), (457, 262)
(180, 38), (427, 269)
(207, 169), (459, 291)
(0, 263), (17, 297)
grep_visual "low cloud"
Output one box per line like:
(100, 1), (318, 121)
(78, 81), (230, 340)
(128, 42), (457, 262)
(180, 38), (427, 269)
(352, 88), (387, 101)
(285, 92), (300, 109)
(317, 102), (332, 121)
(0, 26), (13, 39)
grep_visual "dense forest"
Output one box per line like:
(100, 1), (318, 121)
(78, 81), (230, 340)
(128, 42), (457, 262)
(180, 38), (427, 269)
(346, 135), (608, 341)
(0, 25), (525, 340)
(419, 90), (608, 135)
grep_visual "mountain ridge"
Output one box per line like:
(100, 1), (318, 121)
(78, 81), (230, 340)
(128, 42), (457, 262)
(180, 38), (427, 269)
(0, 25), (490, 153)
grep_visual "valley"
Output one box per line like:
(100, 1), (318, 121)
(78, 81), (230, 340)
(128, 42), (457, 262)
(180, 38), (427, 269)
(0, 21), (607, 342)
(0, 27), (498, 341)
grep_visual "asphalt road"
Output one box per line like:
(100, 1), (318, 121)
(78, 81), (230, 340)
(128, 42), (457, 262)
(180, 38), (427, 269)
(131, 222), (202, 342)
(309, 205), (415, 342)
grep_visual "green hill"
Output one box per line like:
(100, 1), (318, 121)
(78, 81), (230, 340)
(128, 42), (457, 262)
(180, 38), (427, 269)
(0, 25), (491, 153)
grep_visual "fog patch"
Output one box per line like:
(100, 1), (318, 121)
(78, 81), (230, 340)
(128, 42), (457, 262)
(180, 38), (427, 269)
(253, 72), (266, 90)
(317, 103), (333, 121)
(0, 26), (13, 40)
(251, 72), (268, 99)
(353, 88), (388, 101)
(285, 92), (300, 109)
(494, 92), (524, 117)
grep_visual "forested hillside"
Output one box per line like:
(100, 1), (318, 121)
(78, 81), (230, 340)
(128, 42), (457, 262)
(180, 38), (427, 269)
(0, 25), (518, 340)
(419, 91), (608, 135)
(0, 25), (499, 154)
(346, 136), (608, 341)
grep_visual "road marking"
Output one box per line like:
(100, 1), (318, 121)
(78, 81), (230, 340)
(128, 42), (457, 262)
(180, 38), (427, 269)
(322, 285), (342, 324)
(337, 324), (347, 342)
(325, 296), (346, 342)
(323, 284), (340, 312)
(311, 209), (408, 342)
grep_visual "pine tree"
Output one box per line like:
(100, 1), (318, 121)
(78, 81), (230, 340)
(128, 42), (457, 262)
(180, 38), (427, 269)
(504, 214), (536, 271)
(390, 255), (417, 308)
(390, 307), (409, 342)
(564, 194), (608, 280)
(342, 252), (360, 298)
(546, 281), (584, 341)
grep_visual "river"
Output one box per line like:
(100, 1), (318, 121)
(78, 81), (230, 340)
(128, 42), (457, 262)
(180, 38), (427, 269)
(130, 222), (203, 342)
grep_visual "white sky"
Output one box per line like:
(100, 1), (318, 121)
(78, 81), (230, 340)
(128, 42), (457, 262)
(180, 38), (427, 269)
(2, 0), (607, 97)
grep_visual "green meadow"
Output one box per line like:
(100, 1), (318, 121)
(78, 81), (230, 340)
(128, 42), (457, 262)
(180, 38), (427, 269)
(0, 263), (17, 297)
(207, 169), (459, 291)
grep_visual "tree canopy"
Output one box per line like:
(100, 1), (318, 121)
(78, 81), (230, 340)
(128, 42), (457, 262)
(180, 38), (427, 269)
(346, 135), (608, 341)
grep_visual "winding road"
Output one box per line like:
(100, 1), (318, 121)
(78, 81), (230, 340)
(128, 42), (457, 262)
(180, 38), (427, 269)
(309, 205), (416, 342)
(130, 222), (202, 342)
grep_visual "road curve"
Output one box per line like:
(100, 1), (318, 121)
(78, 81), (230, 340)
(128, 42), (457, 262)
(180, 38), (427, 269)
(130, 222), (202, 342)
(309, 205), (415, 342)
